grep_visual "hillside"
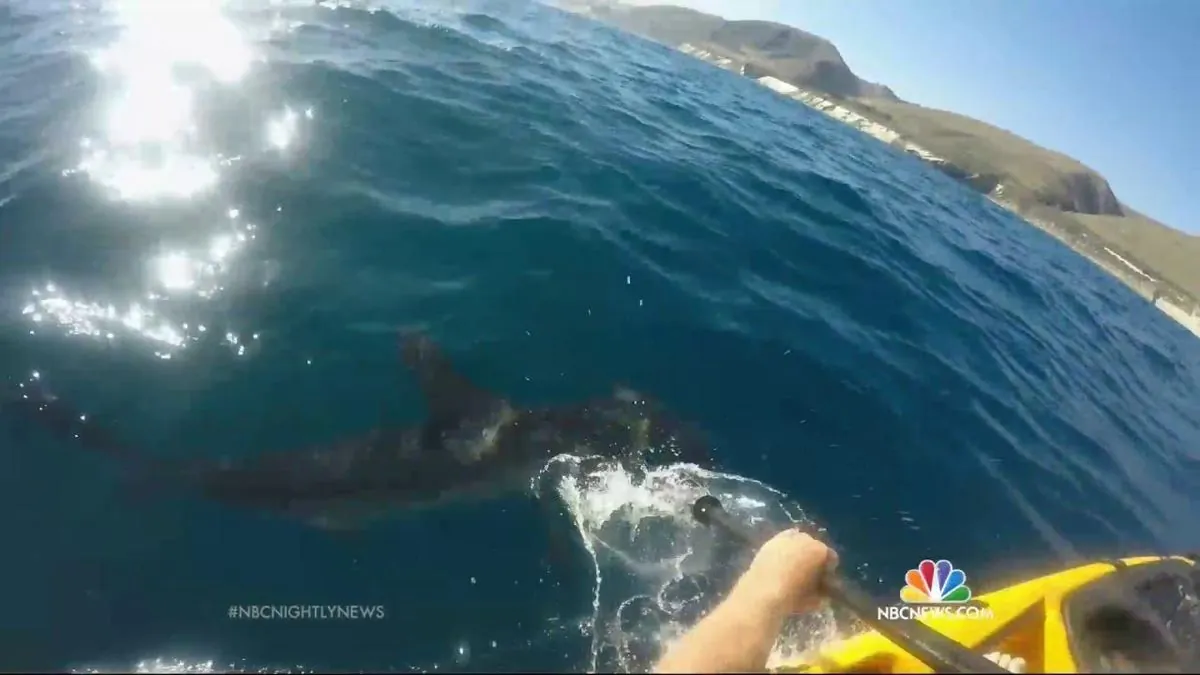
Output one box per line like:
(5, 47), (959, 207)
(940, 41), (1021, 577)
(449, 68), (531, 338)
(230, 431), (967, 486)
(845, 98), (1200, 305)
(847, 98), (1122, 216)
(570, 2), (898, 100)
(555, 0), (1200, 313)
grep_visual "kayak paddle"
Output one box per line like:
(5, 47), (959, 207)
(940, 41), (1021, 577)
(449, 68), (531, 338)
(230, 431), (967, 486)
(691, 495), (1006, 674)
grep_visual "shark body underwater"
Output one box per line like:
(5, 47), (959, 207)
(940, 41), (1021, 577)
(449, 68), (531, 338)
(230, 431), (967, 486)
(5, 333), (714, 531)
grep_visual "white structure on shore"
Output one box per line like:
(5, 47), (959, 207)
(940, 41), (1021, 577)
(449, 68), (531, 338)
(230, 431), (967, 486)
(757, 76), (799, 95)
(679, 44), (737, 71)
(1155, 298), (1200, 339)
(759, 77), (903, 146)
(1102, 247), (1156, 283)
(680, 45), (952, 170)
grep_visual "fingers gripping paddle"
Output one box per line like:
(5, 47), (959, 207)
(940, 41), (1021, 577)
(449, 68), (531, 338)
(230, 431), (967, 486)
(691, 496), (1006, 674)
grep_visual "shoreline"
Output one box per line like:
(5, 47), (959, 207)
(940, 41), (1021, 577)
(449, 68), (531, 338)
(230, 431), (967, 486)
(675, 43), (1200, 341)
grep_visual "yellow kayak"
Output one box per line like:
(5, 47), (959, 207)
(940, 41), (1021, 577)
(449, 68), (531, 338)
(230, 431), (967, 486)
(773, 555), (1200, 673)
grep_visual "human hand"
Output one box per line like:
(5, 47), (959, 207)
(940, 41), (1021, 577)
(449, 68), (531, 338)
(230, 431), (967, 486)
(737, 528), (838, 615)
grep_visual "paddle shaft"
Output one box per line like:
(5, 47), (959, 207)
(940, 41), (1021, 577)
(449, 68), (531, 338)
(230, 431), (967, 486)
(692, 496), (1006, 674)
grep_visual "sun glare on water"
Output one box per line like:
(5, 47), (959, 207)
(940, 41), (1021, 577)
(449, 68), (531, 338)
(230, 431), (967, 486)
(29, 0), (316, 359)
(77, 0), (255, 201)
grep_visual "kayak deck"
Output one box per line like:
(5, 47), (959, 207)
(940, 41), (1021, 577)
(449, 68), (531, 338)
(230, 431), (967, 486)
(771, 555), (1200, 674)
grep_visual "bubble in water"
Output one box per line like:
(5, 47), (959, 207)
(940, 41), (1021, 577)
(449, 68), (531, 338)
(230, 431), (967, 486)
(537, 454), (852, 673)
(453, 641), (470, 666)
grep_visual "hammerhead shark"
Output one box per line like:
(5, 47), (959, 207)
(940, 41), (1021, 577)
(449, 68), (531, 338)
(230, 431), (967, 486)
(4, 333), (712, 530)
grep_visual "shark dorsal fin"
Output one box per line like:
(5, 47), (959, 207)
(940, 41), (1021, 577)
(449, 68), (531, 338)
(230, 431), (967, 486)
(401, 333), (499, 425)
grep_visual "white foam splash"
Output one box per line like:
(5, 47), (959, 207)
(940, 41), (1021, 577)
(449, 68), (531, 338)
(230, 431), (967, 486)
(542, 454), (850, 673)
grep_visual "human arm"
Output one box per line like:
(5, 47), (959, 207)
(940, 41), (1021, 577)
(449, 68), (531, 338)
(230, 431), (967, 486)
(653, 529), (837, 673)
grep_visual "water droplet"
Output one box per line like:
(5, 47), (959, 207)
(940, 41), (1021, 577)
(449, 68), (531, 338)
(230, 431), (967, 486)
(454, 642), (470, 665)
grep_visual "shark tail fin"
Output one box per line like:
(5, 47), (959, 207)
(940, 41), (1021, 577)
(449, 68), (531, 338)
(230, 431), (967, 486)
(3, 376), (149, 466)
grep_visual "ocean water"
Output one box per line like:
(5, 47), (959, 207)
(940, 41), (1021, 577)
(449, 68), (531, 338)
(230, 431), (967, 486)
(2, 0), (1199, 672)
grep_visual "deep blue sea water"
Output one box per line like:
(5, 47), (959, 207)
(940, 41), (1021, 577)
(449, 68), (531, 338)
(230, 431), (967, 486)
(2, 0), (1199, 672)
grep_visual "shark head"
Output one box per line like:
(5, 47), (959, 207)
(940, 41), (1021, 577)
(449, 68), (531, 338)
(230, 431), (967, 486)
(500, 384), (713, 472)
(591, 385), (713, 468)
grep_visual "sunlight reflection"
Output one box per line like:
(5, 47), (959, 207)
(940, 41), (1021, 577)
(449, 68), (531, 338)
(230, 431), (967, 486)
(32, 1), (310, 362)
(154, 253), (194, 292)
(41, 0), (285, 359)
(150, 206), (255, 298)
(25, 285), (185, 350)
(22, 207), (259, 358)
(267, 106), (298, 150)
(74, 148), (219, 201)
(78, 0), (255, 202)
(94, 0), (253, 84)
(23, 280), (260, 360)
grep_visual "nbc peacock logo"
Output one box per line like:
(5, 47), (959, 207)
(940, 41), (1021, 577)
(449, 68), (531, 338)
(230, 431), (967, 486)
(901, 559), (973, 604)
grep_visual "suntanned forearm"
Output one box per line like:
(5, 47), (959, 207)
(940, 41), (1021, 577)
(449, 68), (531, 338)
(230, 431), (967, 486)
(653, 573), (790, 673)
